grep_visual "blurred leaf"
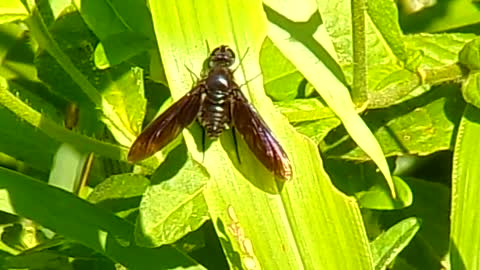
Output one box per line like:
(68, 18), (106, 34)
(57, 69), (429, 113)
(459, 37), (480, 71)
(43, 0), (71, 20)
(371, 217), (421, 270)
(4, 250), (70, 269)
(0, 1), (28, 24)
(0, 79), (59, 172)
(0, 167), (204, 270)
(399, 0), (480, 33)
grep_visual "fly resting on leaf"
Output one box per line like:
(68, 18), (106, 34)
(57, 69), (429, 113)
(128, 45), (292, 180)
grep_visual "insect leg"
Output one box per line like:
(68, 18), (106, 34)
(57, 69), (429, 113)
(232, 127), (242, 164)
(201, 127), (206, 162)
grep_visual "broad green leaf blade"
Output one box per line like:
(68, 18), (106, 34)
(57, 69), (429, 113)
(149, 0), (372, 269)
(0, 167), (204, 270)
(451, 105), (480, 269)
(371, 217), (421, 270)
(265, 1), (395, 196)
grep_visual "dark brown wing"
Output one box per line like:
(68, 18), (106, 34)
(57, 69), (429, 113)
(128, 85), (204, 162)
(231, 89), (292, 180)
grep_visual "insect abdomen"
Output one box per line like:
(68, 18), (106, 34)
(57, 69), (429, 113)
(199, 88), (229, 138)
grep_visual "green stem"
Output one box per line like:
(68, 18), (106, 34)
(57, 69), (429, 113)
(351, 0), (368, 105)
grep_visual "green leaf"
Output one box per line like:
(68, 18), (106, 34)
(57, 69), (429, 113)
(101, 66), (147, 145)
(459, 37), (480, 71)
(135, 148), (209, 247)
(87, 173), (150, 219)
(451, 105), (480, 269)
(27, 8), (138, 148)
(260, 38), (303, 100)
(94, 32), (155, 69)
(461, 72), (480, 109)
(0, 167), (204, 269)
(399, 0), (480, 33)
(325, 159), (412, 210)
(371, 217), (421, 270)
(380, 176), (451, 269)
(357, 176), (413, 210)
(324, 85), (465, 159)
(274, 98), (335, 123)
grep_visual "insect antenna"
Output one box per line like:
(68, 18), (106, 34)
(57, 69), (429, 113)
(232, 47), (250, 74)
(184, 64), (200, 82)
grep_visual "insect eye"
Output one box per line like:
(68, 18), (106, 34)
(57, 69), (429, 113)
(226, 48), (235, 60)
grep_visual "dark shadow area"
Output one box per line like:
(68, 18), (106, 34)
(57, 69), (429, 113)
(150, 142), (189, 185)
(215, 218), (243, 269)
(189, 221), (229, 270)
(92, 196), (142, 216)
(379, 176), (451, 269)
(449, 240), (467, 270)
(220, 129), (283, 194)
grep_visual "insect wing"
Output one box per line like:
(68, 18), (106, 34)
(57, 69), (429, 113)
(128, 85), (203, 162)
(232, 90), (292, 180)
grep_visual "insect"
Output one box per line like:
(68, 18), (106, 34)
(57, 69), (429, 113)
(128, 45), (292, 180)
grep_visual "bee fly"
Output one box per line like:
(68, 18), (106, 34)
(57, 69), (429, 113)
(128, 45), (292, 180)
